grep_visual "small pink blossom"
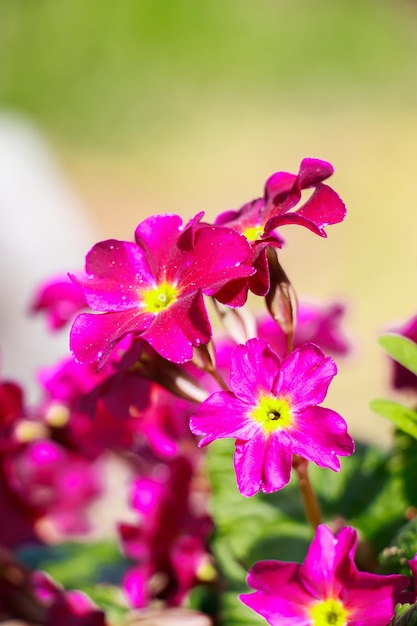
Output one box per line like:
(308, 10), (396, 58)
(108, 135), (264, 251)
(240, 524), (410, 626)
(214, 159), (346, 305)
(31, 275), (86, 330)
(190, 338), (354, 497)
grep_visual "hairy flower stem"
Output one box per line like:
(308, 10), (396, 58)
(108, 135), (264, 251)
(293, 455), (322, 529)
(192, 344), (231, 391)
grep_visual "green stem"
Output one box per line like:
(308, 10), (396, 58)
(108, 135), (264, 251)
(293, 455), (322, 529)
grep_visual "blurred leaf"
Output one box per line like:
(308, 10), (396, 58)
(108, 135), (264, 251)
(379, 334), (417, 377)
(390, 603), (417, 626)
(370, 399), (417, 440)
(82, 584), (129, 626)
(18, 540), (129, 590)
(379, 516), (417, 576)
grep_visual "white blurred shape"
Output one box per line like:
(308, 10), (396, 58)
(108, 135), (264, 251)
(0, 113), (98, 399)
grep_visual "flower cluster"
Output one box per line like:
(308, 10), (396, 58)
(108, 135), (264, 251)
(2, 158), (416, 626)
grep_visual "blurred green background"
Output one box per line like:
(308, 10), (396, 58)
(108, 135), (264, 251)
(1, 0), (417, 444)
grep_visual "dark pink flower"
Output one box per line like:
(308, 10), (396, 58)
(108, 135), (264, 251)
(216, 158), (345, 241)
(32, 571), (107, 626)
(119, 456), (213, 607)
(70, 214), (254, 366)
(190, 339), (354, 497)
(31, 275), (86, 330)
(0, 377), (25, 454)
(240, 524), (410, 626)
(7, 439), (102, 536)
(214, 159), (346, 304)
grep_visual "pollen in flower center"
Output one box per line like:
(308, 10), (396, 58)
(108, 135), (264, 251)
(310, 598), (348, 626)
(142, 281), (178, 314)
(250, 394), (292, 433)
(243, 224), (264, 242)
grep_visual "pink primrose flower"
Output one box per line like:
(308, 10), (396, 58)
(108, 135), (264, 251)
(240, 524), (411, 626)
(213, 159), (346, 305)
(190, 338), (354, 497)
(70, 213), (254, 367)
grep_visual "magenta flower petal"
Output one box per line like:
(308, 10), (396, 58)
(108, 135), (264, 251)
(134, 213), (188, 278)
(342, 579), (410, 626)
(235, 431), (292, 496)
(300, 525), (357, 599)
(295, 184), (346, 229)
(263, 171), (298, 204)
(276, 344), (337, 410)
(230, 339), (281, 404)
(70, 309), (151, 365)
(242, 561), (313, 624)
(265, 184), (346, 238)
(78, 239), (153, 310)
(233, 437), (264, 498)
(290, 407), (354, 471)
(190, 393), (258, 447)
(297, 158), (334, 187)
(31, 275), (86, 330)
(191, 225), (255, 295)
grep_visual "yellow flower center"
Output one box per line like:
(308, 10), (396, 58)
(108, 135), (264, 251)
(250, 393), (293, 434)
(243, 225), (264, 242)
(310, 598), (348, 626)
(142, 281), (178, 314)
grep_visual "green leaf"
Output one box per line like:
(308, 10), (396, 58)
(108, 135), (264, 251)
(390, 602), (417, 625)
(81, 584), (129, 626)
(379, 334), (417, 377)
(18, 540), (129, 590)
(370, 399), (417, 440)
(379, 516), (417, 575)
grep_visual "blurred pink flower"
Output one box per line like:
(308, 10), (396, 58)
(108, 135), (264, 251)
(31, 275), (86, 331)
(257, 300), (351, 359)
(119, 456), (213, 607)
